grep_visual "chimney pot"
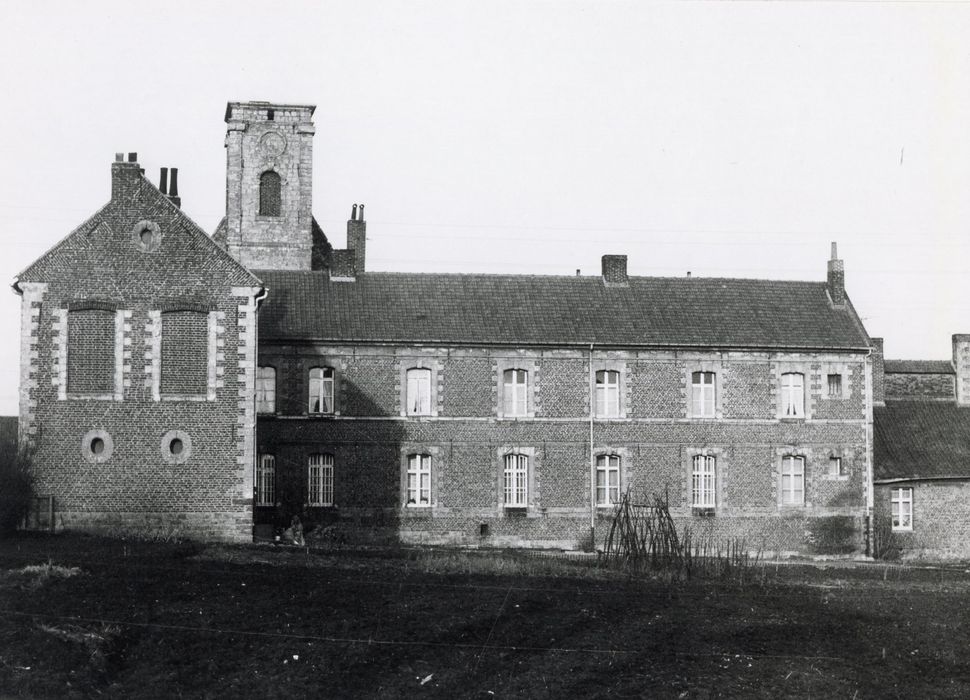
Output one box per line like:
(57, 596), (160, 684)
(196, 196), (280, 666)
(115, 153), (124, 163)
(601, 254), (629, 286)
(576, 269), (581, 277)
(127, 152), (137, 163)
(169, 168), (179, 197)
(159, 167), (169, 195)
(352, 203), (358, 221)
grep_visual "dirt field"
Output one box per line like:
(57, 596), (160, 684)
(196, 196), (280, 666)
(0, 533), (968, 698)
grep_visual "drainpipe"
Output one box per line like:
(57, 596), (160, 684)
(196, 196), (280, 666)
(864, 346), (874, 557)
(589, 343), (596, 547)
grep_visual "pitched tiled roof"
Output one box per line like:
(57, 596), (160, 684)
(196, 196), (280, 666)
(256, 270), (871, 349)
(874, 402), (970, 481)
(884, 360), (954, 375)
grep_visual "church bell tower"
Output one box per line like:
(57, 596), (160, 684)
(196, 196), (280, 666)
(224, 101), (316, 270)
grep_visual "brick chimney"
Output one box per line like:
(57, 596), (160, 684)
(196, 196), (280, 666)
(827, 242), (845, 305)
(870, 337), (885, 406)
(112, 152), (142, 201)
(953, 334), (970, 405)
(348, 203), (366, 276)
(602, 254), (628, 286)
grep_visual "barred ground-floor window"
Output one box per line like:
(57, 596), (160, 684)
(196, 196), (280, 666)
(308, 454), (334, 506)
(256, 454), (275, 506)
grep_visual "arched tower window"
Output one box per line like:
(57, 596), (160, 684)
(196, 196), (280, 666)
(259, 171), (281, 216)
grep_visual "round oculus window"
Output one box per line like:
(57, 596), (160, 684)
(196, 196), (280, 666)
(132, 220), (161, 252)
(81, 430), (113, 463)
(160, 430), (192, 464)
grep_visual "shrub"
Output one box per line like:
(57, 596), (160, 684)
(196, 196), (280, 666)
(0, 443), (35, 536)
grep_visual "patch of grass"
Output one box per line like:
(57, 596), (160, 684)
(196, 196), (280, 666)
(0, 560), (82, 591)
(3, 533), (970, 697)
(403, 549), (612, 579)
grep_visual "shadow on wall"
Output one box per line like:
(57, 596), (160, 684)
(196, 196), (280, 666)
(254, 377), (407, 546)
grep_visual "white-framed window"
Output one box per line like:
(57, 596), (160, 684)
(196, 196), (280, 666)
(828, 457), (845, 477)
(503, 453), (529, 507)
(406, 368), (432, 416)
(891, 488), (913, 531)
(256, 366), (276, 414)
(827, 373), (843, 398)
(503, 369), (529, 417)
(406, 453), (432, 506)
(780, 455), (805, 505)
(595, 370), (621, 417)
(308, 453), (334, 506)
(308, 366), (335, 414)
(256, 453), (275, 506)
(595, 454), (621, 506)
(691, 371), (716, 418)
(692, 455), (717, 508)
(781, 372), (805, 418)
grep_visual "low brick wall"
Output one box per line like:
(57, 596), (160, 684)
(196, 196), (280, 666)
(56, 509), (252, 543)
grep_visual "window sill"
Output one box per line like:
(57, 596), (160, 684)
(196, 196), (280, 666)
(402, 507), (433, 519)
(66, 393), (115, 401)
(161, 394), (209, 402)
(306, 413), (337, 419)
(691, 507), (716, 517)
(821, 474), (850, 481)
(778, 417), (806, 423)
(892, 527), (913, 533)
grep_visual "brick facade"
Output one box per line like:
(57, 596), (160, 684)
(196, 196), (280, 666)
(256, 345), (871, 554)
(15, 156), (263, 541)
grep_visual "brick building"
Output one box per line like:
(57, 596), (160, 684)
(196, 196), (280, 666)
(14, 100), (878, 553)
(872, 336), (970, 559)
(13, 155), (264, 541)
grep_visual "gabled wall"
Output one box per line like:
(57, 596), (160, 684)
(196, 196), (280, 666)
(16, 157), (262, 541)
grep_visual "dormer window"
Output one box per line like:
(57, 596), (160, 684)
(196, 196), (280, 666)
(259, 171), (281, 216)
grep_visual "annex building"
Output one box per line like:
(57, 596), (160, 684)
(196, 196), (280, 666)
(872, 336), (970, 559)
(14, 100), (879, 554)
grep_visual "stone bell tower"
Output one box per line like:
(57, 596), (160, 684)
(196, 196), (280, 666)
(224, 101), (316, 270)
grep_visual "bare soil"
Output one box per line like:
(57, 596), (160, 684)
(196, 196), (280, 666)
(0, 533), (968, 698)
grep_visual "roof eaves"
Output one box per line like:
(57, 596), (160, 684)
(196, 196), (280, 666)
(258, 336), (872, 352)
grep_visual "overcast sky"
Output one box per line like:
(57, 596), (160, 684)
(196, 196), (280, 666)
(1, 1), (968, 416)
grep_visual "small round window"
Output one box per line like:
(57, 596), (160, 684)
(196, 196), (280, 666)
(161, 430), (192, 465)
(133, 220), (161, 252)
(82, 430), (114, 464)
